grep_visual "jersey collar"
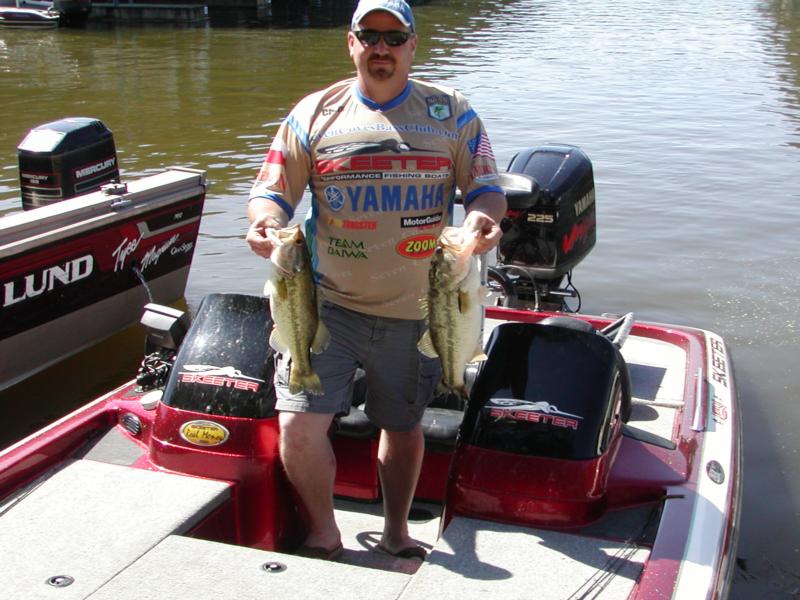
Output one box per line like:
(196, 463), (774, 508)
(353, 81), (412, 112)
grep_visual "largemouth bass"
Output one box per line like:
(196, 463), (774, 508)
(418, 226), (487, 396)
(263, 224), (329, 395)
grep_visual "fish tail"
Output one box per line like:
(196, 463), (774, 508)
(289, 365), (324, 395)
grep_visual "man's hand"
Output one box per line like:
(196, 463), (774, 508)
(462, 210), (502, 255)
(246, 198), (289, 259)
(462, 190), (507, 254)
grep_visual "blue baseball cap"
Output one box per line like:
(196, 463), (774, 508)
(351, 0), (415, 32)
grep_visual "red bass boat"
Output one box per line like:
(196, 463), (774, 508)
(0, 118), (206, 391)
(0, 145), (740, 599)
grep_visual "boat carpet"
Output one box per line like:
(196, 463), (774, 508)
(0, 458), (230, 600)
(401, 516), (651, 600)
(88, 534), (414, 600)
(90, 497), (441, 599)
(90, 507), (651, 599)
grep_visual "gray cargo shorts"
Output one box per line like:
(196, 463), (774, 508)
(273, 301), (441, 432)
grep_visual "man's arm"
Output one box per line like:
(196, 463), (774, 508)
(246, 197), (290, 259)
(462, 190), (507, 255)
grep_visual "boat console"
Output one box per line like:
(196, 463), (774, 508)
(446, 319), (631, 528)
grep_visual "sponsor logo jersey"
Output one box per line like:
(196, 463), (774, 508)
(250, 77), (502, 319)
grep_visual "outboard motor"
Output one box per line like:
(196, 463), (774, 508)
(148, 293), (304, 551)
(492, 145), (596, 311)
(444, 318), (631, 529)
(17, 117), (119, 210)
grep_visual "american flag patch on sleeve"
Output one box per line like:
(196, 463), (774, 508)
(468, 132), (495, 160)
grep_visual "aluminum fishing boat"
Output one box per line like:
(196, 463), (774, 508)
(0, 118), (207, 392)
(0, 145), (740, 599)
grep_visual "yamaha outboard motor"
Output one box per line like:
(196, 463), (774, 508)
(148, 293), (304, 551)
(444, 318), (631, 529)
(17, 117), (119, 210)
(492, 145), (596, 311)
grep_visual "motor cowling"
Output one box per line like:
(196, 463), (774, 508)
(497, 145), (596, 281)
(17, 117), (119, 210)
(445, 319), (630, 528)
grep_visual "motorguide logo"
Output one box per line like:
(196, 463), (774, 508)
(401, 213), (443, 229)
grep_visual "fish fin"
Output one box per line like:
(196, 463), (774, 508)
(418, 295), (429, 317)
(274, 277), (289, 301)
(469, 348), (488, 363)
(458, 288), (472, 314)
(269, 327), (289, 353)
(311, 319), (330, 354)
(289, 366), (324, 395)
(417, 330), (439, 358)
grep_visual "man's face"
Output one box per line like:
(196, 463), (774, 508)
(348, 11), (416, 87)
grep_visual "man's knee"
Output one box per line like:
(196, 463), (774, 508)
(279, 411), (334, 453)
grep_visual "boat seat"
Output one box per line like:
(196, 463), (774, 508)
(0, 458), (230, 600)
(336, 405), (462, 453)
(337, 368), (464, 452)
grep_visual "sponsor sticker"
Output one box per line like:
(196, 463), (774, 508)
(180, 420), (230, 447)
(396, 234), (437, 259)
(324, 186), (345, 212)
(426, 95), (452, 121)
(327, 216), (377, 230)
(327, 237), (368, 260)
(400, 212), (443, 229)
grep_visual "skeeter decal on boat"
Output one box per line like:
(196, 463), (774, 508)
(178, 364), (264, 392)
(672, 331), (739, 600)
(485, 398), (584, 430)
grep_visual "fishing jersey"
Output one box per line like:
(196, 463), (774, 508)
(250, 77), (503, 319)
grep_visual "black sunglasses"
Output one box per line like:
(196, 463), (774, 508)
(353, 29), (413, 47)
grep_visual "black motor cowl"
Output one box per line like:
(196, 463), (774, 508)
(497, 145), (596, 280)
(17, 117), (119, 210)
(161, 293), (277, 419)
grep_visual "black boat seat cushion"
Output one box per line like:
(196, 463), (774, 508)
(338, 367), (463, 452)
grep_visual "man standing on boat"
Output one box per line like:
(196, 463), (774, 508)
(246, 0), (507, 560)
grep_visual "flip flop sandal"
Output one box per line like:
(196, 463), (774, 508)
(376, 543), (427, 560)
(296, 541), (344, 561)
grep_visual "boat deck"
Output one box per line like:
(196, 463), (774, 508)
(0, 330), (685, 599)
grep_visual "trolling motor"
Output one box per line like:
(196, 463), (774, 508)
(491, 145), (596, 312)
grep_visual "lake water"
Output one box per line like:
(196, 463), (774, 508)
(1, 0), (799, 596)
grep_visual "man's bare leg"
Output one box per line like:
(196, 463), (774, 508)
(279, 411), (341, 551)
(378, 424), (425, 553)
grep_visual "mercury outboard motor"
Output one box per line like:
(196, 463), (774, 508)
(492, 145), (596, 311)
(17, 117), (119, 210)
(444, 317), (631, 529)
